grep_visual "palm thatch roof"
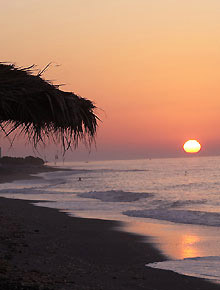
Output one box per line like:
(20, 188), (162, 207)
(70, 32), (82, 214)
(0, 63), (98, 151)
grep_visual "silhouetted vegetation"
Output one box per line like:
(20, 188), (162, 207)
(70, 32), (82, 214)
(0, 156), (44, 166)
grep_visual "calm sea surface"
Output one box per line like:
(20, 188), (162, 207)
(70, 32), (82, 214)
(0, 156), (220, 283)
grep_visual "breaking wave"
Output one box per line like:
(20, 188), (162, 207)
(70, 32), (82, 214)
(146, 256), (220, 283)
(124, 209), (220, 227)
(78, 190), (153, 202)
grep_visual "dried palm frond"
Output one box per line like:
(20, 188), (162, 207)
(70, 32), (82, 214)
(0, 63), (99, 151)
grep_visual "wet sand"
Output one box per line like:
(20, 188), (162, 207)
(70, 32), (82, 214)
(0, 196), (219, 290)
(0, 164), (61, 184)
(0, 165), (219, 289)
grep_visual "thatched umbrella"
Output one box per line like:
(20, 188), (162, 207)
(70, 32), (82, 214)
(0, 63), (98, 151)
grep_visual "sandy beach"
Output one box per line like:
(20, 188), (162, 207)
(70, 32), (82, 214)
(0, 165), (218, 289)
(0, 197), (219, 289)
(0, 164), (63, 184)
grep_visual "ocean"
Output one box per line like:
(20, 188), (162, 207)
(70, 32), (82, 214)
(0, 156), (220, 283)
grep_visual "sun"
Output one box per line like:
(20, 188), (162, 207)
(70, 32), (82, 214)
(183, 140), (201, 153)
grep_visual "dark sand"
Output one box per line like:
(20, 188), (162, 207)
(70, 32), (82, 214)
(0, 165), (62, 184)
(0, 168), (219, 289)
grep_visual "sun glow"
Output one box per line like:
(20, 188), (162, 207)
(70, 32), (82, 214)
(183, 140), (201, 153)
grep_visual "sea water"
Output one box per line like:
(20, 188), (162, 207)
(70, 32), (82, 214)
(0, 156), (220, 283)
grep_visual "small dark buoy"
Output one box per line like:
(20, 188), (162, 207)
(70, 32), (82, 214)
(78, 177), (82, 181)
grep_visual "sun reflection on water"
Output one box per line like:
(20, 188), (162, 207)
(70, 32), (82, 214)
(123, 220), (209, 260)
(180, 235), (200, 259)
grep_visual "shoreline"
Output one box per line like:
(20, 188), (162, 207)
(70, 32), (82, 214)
(0, 197), (219, 289)
(0, 164), (66, 184)
(0, 165), (219, 289)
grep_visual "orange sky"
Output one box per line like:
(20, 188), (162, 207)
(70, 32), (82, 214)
(1, 0), (220, 160)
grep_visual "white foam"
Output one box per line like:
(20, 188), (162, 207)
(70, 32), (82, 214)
(146, 256), (220, 283)
(78, 190), (152, 202)
(124, 209), (220, 227)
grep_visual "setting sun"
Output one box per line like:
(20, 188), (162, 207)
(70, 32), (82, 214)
(183, 140), (201, 153)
